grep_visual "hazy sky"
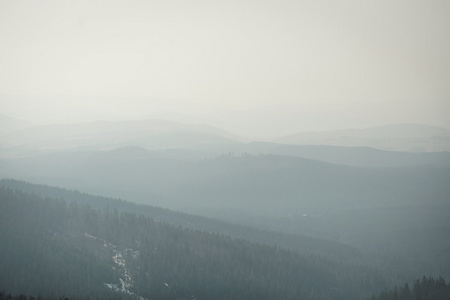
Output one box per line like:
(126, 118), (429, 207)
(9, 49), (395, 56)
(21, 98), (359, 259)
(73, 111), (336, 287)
(0, 0), (449, 136)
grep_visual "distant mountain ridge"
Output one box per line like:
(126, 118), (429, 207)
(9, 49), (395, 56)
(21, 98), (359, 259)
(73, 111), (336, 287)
(275, 123), (450, 152)
(0, 118), (243, 157)
(245, 142), (450, 168)
(2, 151), (449, 217)
(2, 118), (449, 158)
(0, 114), (34, 135)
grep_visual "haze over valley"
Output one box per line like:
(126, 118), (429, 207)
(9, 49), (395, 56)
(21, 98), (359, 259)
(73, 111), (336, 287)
(1, 0), (450, 299)
(1, 114), (450, 299)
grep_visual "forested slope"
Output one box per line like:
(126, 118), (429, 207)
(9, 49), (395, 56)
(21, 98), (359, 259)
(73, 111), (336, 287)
(369, 276), (450, 300)
(0, 179), (361, 262)
(2, 178), (449, 294)
(0, 186), (393, 300)
(2, 152), (449, 216)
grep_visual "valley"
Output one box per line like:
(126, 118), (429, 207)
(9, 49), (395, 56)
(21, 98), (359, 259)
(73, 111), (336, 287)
(1, 118), (449, 299)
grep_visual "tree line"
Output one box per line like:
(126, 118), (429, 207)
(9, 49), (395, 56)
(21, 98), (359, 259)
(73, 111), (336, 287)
(0, 186), (399, 299)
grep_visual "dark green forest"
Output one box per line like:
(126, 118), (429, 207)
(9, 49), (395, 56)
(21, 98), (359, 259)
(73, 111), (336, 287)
(369, 276), (450, 300)
(2, 178), (449, 282)
(1, 179), (449, 299)
(4, 276), (449, 300)
(1, 1), (450, 298)
(0, 179), (362, 261)
(0, 186), (395, 300)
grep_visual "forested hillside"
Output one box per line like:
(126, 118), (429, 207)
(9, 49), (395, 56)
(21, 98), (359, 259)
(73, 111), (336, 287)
(2, 152), (449, 216)
(2, 150), (449, 281)
(369, 276), (450, 300)
(2, 0), (449, 298)
(0, 179), (362, 262)
(3, 277), (449, 300)
(1, 186), (395, 300)
(2, 179), (449, 296)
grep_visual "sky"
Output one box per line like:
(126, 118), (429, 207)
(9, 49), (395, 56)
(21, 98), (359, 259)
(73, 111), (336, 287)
(0, 0), (449, 137)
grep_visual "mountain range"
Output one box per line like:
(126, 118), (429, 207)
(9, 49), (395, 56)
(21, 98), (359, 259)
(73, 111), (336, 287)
(2, 114), (450, 157)
(275, 123), (450, 152)
(1, 115), (450, 298)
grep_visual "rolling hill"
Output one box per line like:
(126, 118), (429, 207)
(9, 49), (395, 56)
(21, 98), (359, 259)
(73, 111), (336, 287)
(0, 118), (243, 158)
(0, 184), (393, 300)
(244, 142), (450, 168)
(275, 123), (450, 152)
(2, 150), (449, 216)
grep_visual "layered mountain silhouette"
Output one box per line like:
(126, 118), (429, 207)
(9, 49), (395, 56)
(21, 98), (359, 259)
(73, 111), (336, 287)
(275, 123), (450, 152)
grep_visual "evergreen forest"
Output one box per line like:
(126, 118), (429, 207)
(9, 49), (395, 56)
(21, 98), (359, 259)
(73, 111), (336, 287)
(1, 1), (450, 298)
(0, 184), (398, 300)
(1, 179), (449, 299)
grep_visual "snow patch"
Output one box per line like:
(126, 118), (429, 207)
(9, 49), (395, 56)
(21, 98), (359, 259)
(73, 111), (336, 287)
(83, 233), (145, 300)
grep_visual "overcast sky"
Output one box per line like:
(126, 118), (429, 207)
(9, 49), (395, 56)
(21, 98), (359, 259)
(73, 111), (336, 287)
(0, 0), (449, 137)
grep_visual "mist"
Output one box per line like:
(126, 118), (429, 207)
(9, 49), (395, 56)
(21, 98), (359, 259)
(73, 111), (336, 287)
(1, 0), (450, 137)
(1, 1), (450, 299)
